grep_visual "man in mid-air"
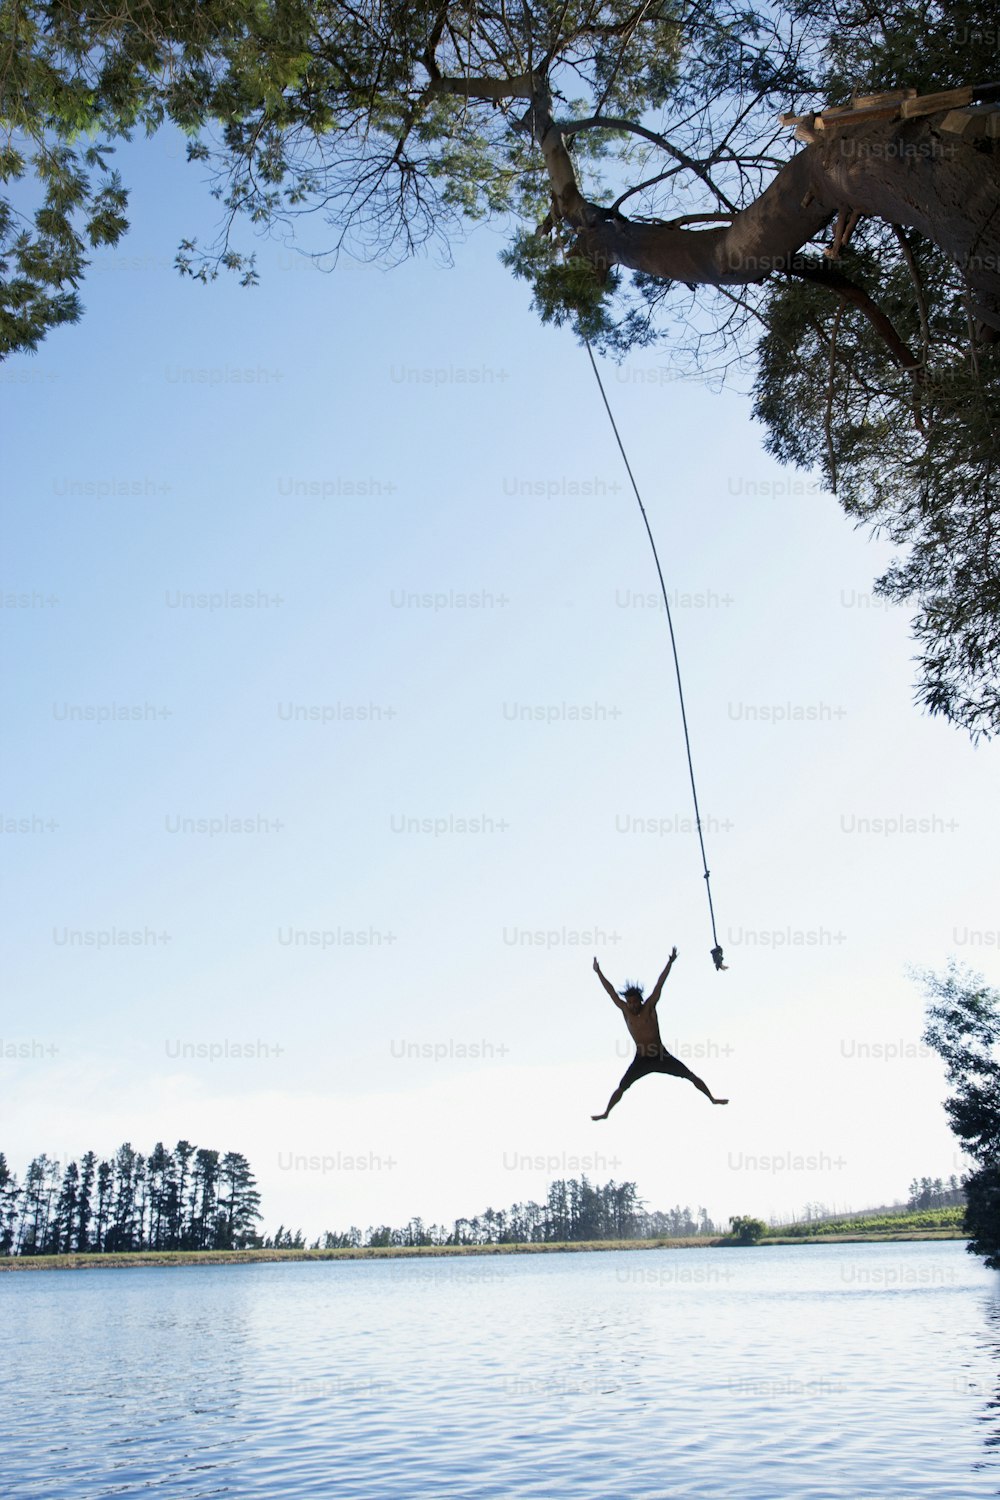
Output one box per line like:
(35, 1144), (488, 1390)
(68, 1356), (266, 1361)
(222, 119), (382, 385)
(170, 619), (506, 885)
(591, 949), (729, 1119)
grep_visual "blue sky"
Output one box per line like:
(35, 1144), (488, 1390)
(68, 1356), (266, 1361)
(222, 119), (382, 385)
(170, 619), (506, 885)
(2, 126), (995, 1235)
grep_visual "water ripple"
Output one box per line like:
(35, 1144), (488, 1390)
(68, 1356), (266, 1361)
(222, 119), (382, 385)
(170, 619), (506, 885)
(2, 1240), (998, 1497)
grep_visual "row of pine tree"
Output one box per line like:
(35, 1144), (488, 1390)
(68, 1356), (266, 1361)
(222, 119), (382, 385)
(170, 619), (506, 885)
(304, 1178), (719, 1251)
(0, 1153), (716, 1258)
(3, 1150), (958, 1258)
(907, 1176), (964, 1210)
(0, 1142), (262, 1255)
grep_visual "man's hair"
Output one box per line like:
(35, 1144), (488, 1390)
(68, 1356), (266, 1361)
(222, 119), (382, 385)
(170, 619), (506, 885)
(618, 981), (644, 1001)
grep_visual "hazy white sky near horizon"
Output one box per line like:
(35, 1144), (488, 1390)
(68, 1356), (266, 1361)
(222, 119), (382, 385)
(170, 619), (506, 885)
(2, 127), (996, 1237)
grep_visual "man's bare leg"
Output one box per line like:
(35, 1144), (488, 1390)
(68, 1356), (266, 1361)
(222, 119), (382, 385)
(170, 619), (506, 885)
(686, 1070), (728, 1105)
(592, 1085), (626, 1121)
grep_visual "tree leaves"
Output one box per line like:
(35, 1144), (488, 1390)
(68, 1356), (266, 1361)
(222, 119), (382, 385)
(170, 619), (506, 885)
(3, 0), (999, 731)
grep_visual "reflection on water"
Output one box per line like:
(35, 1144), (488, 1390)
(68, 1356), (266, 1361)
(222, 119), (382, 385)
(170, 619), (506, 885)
(2, 1240), (998, 1498)
(970, 1282), (1000, 1459)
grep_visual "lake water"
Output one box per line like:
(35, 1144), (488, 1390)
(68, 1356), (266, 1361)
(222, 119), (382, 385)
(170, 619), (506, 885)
(3, 1239), (998, 1498)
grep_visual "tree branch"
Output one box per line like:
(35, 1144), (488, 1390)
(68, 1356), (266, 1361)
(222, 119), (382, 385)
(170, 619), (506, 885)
(557, 114), (737, 212)
(427, 71), (534, 102)
(892, 223), (930, 368)
(785, 261), (920, 373)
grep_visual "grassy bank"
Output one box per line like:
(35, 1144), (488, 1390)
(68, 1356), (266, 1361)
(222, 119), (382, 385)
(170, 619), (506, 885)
(0, 1227), (967, 1271)
(1, 1238), (720, 1270)
(762, 1229), (965, 1245)
(776, 1206), (964, 1236)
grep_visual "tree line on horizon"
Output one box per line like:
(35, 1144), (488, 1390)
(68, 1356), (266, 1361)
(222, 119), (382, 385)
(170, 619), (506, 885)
(0, 1154), (717, 1258)
(257, 1170), (971, 1252)
(0, 1141), (262, 1256)
(293, 1177), (720, 1252)
(1, 1146), (973, 1258)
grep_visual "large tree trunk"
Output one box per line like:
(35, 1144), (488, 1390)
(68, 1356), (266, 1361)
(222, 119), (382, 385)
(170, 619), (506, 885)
(814, 118), (1000, 330)
(537, 109), (1000, 330)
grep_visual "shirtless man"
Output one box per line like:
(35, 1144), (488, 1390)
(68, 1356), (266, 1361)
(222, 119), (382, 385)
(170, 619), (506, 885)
(591, 950), (729, 1119)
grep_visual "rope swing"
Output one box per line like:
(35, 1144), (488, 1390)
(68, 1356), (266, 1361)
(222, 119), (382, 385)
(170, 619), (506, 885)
(585, 340), (727, 972)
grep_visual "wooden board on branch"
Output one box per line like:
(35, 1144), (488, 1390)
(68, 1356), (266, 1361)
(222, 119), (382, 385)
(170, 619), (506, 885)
(779, 81), (1000, 135)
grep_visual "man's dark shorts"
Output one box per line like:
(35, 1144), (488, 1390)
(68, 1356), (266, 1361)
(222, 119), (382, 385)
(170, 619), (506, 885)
(619, 1046), (693, 1091)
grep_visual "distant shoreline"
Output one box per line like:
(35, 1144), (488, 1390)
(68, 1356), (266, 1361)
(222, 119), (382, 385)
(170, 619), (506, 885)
(0, 1229), (966, 1272)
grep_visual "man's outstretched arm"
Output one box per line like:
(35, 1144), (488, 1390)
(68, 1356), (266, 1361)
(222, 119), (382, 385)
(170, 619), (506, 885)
(593, 956), (626, 1010)
(646, 947), (679, 1009)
